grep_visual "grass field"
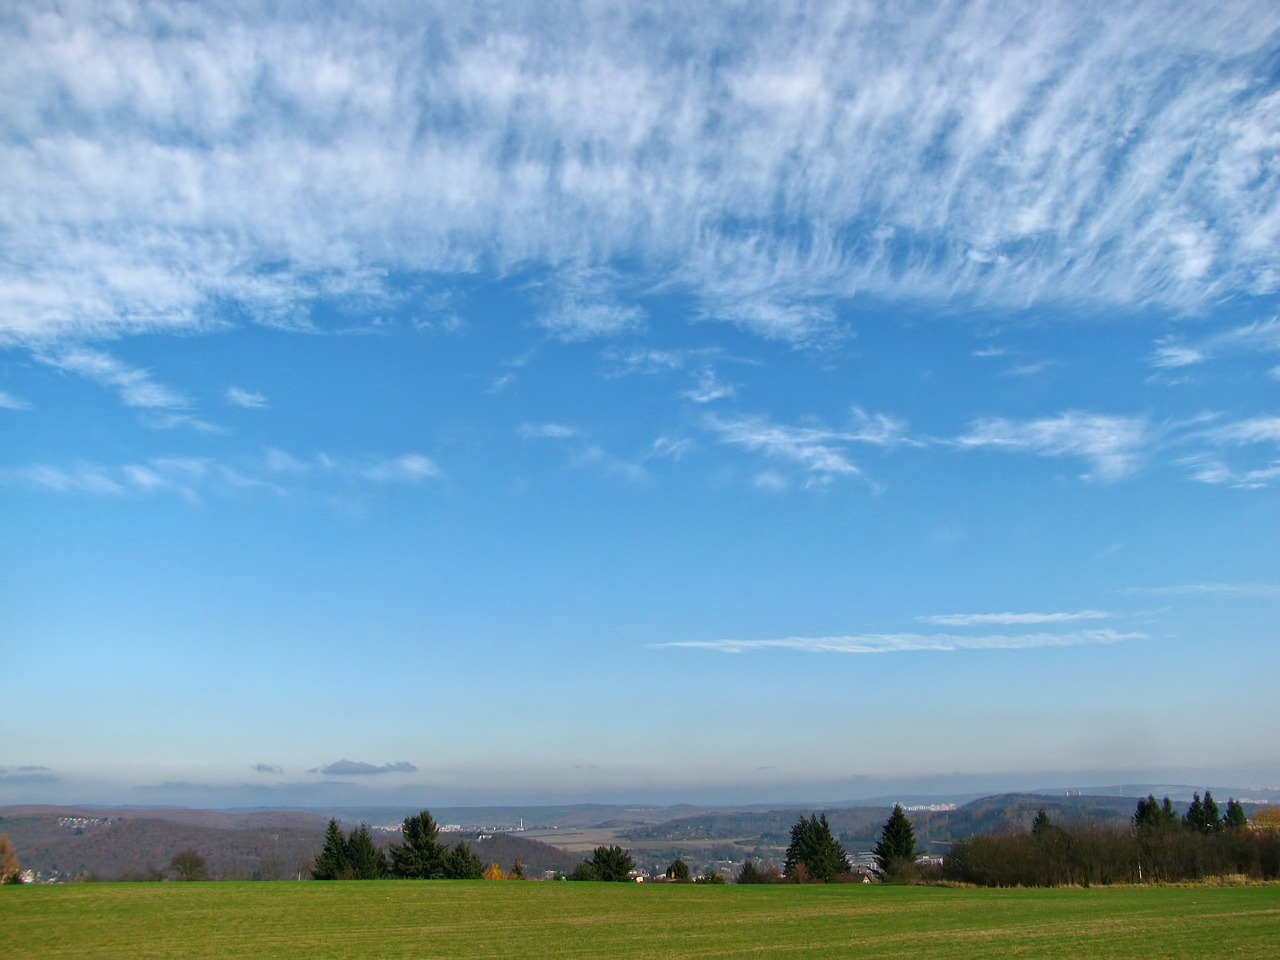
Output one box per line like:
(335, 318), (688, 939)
(5, 881), (1278, 959)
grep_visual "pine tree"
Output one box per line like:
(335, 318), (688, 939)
(345, 823), (388, 879)
(1223, 798), (1249, 830)
(1133, 795), (1178, 831)
(389, 810), (448, 879)
(582, 845), (634, 882)
(1031, 809), (1051, 836)
(872, 805), (920, 879)
(1183, 791), (1222, 834)
(784, 814), (851, 882)
(666, 858), (690, 881)
(312, 819), (350, 880)
(444, 841), (484, 879)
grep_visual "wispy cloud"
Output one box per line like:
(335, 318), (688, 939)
(538, 268), (645, 341)
(705, 408), (911, 486)
(1152, 319), (1280, 369)
(36, 346), (187, 409)
(956, 412), (1149, 481)
(520, 422), (578, 440)
(519, 421), (646, 482)
(360, 454), (439, 483)
(706, 414), (861, 484)
(252, 764), (283, 775)
(0, 389), (30, 409)
(921, 611), (1109, 627)
(656, 629), (1143, 655)
(226, 386), (267, 408)
(1128, 582), (1280, 599)
(682, 367), (735, 404)
(1179, 415), (1280, 488)
(312, 759), (418, 777)
(5, 450), (440, 499)
(3, 3), (1276, 349)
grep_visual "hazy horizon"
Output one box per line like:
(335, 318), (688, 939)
(4, 2), (1279, 808)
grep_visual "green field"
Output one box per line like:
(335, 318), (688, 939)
(5, 881), (1278, 959)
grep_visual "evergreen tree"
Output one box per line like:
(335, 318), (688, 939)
(567, 860), (598, 881)
(389, 810), (448, 879)
(666, 858), (690, 881)
(1031, 809), (1051, 836)
(784, 814), (851, 882)
(872, 805), (920, 879)
(1133, 795), (1178, 831)
(1184, 791), (1222, 834)
(345, 823), (388, 879)
(1223, 798), (1249, 831)
(444, 841), (484, 879)
(577, 845), (634, 882)
(312, 819), (350, 880)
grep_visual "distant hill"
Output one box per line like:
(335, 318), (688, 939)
(0, 805), (582, 881)
(5, 792), (1271, 882)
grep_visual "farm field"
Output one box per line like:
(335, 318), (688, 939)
(5, 881), (1279, 959)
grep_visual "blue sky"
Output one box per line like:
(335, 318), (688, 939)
(3, 1), (1279, 809)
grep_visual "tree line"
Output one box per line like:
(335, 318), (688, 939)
(312, 812), (486, 880)
(942, 792), (1280, 886)
(736, 806), (920, 883)
(308, 797), (1280, 887)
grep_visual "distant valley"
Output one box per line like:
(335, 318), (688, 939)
(4, 787), (1276, 883)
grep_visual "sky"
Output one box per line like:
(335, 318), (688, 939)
(3, 0), (1279, 810)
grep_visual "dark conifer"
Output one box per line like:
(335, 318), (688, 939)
(445, 841), (484, 879)
(785, 814), (851, 882)
(312, 818), (350, 880)
(345, 823), (388, 879)
(872, 805), (920, 879)
(389, 810), (448, 879)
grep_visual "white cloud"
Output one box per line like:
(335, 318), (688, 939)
(537, 268), (646, 342)
(682, 367), (735, 404)
(0, 389), (30, 409)
(1128, 582), (1280, 599)
(921, 611), (1110, 627)
(956, 412), (1149, 481)
(1152, 318), (1280, 370)
(3, 2), (1277, 350)
(1179, 415), (1280, 487)
(362, 454), (439, 483)
(226, 386), (267, 408)
(703, 408), (917, 487)
(1204, 416), (1280, 446)
(520, 422), (578, 440)
(5, 451), (439, 497)
(36, 345), (187, 409)
(656, 629), (1143, 654)
(649, 436), (693, 461)
(18, 464), (128, 497)
(706, 414), (861, 483)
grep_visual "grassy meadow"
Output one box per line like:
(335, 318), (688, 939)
(5, 880), (1278, 959)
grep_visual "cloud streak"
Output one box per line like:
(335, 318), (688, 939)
(313, 759), (418, 777)
(921, 611), (1110, 626)
(956, 412), (1149, 481)
(4, 450), (441, 499)
(656, 629), (1143, 654)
